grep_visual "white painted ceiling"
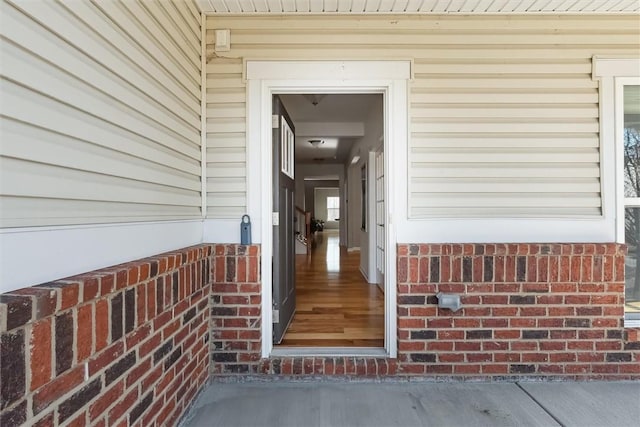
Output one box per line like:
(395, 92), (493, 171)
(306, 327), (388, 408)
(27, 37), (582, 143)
(280, 94), (379, 164)
(280, 93), (379, 122)
(197, 0), (640, 14)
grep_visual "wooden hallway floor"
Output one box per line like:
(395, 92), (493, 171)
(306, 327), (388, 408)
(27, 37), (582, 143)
(279, 230), (384, 347)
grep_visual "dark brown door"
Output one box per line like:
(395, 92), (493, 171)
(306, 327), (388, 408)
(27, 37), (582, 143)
(272, 95), (296, 344)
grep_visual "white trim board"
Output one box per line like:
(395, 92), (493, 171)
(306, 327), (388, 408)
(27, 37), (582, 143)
(0, 220), (203, 294)
(203, 219), (243, 243)
(592, 57), (640, 243)
(200, 11), (208, 219)
(246, 60), (408, 359)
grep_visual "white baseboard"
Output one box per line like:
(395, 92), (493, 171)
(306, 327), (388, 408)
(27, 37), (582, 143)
(359, 265), (369, 282)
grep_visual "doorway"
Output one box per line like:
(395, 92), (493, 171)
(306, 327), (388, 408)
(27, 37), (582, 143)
(272, 92), (388, 353)
(245, 60), (410, 358)
(273, 94), (386, 347)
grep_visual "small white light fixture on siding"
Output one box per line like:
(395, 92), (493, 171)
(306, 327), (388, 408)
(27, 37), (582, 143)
(215, 29), (230, 52)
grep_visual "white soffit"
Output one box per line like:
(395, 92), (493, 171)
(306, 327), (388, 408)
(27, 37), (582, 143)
(197, 0), (640, 15)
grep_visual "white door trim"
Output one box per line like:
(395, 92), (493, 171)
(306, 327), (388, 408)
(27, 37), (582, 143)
(246, 60), (410, 358)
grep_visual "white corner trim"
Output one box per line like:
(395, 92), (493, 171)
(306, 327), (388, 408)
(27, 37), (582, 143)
(200, 12), (208, 219)
(0, 220), (203, 294)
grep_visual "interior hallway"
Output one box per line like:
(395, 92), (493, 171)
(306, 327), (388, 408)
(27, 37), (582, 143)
(279, 230), (384, 347)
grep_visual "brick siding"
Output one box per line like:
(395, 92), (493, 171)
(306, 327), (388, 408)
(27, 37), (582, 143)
(210, 245), (262, 374)
(0, 245), (214, 427)
(396, 244), (640, 379)
(3, 241), (639, 426)
(210, 243), (639, 380)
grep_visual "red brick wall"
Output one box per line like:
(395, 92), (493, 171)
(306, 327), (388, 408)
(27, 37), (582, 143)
(210, 243), (639, 379)
(0, 245), (213, 426)
(7, 240), (633, 420)
(396, 243), (640, 379)
(210, 245), (262, 374)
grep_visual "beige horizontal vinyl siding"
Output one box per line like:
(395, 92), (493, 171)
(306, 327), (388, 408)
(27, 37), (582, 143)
(410, 51), (602, 217)
(202, 24), (262, 219)
(205, 57), (247, 218)
(0, 0), (202, 227)
(205, 14), (640, 218)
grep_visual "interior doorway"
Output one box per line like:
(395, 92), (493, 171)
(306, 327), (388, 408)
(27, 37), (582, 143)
(271, 93), (385, 349)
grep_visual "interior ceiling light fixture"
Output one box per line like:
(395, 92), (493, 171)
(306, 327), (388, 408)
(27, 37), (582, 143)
(303, 94), (327, 106)
(308, 139), (324, 147)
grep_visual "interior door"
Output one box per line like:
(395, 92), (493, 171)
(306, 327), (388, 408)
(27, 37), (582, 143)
(272, 95), (296, 344)
(375, 147), (385, 289)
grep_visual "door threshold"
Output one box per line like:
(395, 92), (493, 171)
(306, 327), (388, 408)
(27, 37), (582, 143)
(271, 347), (387, 357)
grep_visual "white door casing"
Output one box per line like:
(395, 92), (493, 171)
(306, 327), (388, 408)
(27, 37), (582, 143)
(245, 60), (411, 358)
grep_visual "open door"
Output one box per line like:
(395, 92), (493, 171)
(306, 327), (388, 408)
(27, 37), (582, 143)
(375, 147), (385, 290)
(272, 95), (296, 344)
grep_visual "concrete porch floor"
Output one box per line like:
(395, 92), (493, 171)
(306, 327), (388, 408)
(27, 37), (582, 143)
(181, 380), (639, 427)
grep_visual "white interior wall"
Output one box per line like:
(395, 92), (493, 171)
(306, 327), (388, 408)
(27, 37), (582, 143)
(304, 181), (338, 219)
(295, 164), (346, 243)
(314, 188), (340, 229)
(345, 96), (384, 281)
(346, 164), (361, 249)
